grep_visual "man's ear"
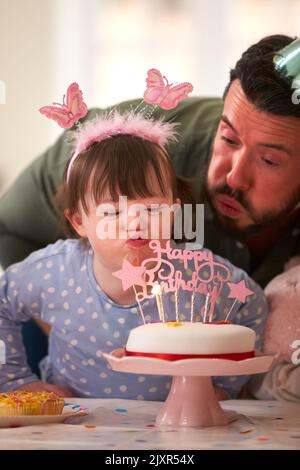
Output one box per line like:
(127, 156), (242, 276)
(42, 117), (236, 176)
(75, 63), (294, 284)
(64, 209), (86, 237)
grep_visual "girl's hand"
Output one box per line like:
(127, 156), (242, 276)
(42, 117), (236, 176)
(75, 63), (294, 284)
(15, 380), (74, 397)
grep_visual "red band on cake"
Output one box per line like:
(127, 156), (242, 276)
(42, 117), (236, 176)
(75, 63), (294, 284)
(125, 350), (255, 361)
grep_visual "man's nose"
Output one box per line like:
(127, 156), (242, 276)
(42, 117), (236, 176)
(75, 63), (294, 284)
(226, 149), (252, 191)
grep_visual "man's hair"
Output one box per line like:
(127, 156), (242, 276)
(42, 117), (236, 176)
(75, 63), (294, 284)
(224, 34), (300, 118)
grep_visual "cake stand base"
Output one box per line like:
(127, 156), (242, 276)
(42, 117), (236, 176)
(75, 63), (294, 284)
(157, 375), (228, 427)
(103, 350), (274, 427)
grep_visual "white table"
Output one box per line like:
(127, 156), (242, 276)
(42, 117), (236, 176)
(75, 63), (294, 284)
(0, 398), (299, 450)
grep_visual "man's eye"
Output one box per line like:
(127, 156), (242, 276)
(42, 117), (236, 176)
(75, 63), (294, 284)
(221, 136), (237, 145)
(261, 157), (279, 167)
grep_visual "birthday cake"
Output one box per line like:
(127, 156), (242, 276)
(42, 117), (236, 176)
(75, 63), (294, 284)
(0, 391), (64, 416)
(125, 321), (256, 361)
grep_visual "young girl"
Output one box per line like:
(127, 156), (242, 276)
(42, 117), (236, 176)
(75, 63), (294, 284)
(0, 109), (268, 401)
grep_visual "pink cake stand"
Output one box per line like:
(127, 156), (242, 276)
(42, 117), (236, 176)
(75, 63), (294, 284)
(103, 349), (274, 427)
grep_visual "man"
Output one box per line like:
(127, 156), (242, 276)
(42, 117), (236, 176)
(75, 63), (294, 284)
(2, 35), (300, 287)
(1, 34), (300, 397)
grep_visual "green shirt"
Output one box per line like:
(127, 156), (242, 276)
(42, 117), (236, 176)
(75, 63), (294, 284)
(1, 96), (300, 287)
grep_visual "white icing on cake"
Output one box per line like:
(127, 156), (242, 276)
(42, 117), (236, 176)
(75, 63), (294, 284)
(125, 322), (255, 357)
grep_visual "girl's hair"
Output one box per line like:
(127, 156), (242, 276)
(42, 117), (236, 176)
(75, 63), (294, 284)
(55, 134), (196, 240)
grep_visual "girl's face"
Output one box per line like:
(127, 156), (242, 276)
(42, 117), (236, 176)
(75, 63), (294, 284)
(68, 170), (179, 271)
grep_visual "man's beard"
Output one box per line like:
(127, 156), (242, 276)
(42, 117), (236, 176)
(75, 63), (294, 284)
(202, 169), (300, 239)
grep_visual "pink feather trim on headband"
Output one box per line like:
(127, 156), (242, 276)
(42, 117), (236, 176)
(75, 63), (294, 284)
(66, 111), (178, 181)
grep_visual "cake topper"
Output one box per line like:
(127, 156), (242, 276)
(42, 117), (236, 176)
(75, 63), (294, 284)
(113, 240), (254, 324)
(224, 280), (254, 322)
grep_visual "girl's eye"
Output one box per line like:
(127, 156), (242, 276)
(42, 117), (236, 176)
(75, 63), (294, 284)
(147, 207), (160, 214)
(102, 211), (121, 217)
(221, 135), (237, 146)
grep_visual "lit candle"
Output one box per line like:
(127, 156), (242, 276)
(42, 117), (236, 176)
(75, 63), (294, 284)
(133, 285), (146, 324)
(175, 289), (180, 322)
(203, 293), (210, 323)
(152, 283), (164, 322)
(190, 290), (195, 322)
(160, 286), (167, 322)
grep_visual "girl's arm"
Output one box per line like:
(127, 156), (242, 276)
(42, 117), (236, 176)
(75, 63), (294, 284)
(0, 260), (72, 395)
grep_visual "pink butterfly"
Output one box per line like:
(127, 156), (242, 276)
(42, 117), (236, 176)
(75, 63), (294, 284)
(143, 68), (193, 110)
(39, 82), (88, 129)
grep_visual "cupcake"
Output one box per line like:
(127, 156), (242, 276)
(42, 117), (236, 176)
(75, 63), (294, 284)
(0, 391), (64, 416)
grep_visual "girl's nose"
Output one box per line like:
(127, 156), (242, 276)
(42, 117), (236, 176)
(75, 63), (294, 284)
(127, 212), (148, 238)
(128, 220), (141, 235)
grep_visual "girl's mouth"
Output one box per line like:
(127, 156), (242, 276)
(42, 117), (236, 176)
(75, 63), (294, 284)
(126, 238), (149, 248)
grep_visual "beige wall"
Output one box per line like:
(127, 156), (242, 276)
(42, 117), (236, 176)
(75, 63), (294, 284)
(1, 0), (300, 197)
(0, 0), (56, 195)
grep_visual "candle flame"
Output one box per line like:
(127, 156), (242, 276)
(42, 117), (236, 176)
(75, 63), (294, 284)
(151, 284), (162, 295)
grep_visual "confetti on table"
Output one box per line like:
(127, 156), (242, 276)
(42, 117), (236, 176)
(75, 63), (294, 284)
(115, 408), (127, 413)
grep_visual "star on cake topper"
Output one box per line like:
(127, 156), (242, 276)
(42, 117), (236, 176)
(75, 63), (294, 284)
(224, 280), (254, 322)
(113, 260), (146, 291)
(227, 280), (254, 303)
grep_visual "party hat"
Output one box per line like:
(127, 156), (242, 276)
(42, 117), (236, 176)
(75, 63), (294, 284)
(273, 38), (300, 86)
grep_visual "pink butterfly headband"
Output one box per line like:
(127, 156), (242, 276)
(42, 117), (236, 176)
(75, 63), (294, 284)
(66, 111), (178, 182)
(39, 69), (193, 181)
